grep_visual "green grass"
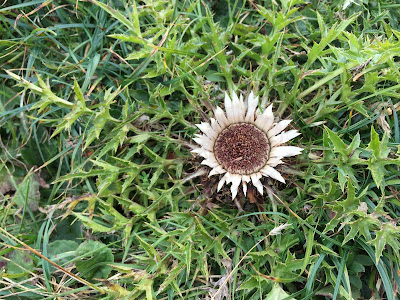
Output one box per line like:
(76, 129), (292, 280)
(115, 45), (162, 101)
(1, 0), (400, 299)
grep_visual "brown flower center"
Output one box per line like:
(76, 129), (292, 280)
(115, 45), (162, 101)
(213, 123), (270, 175)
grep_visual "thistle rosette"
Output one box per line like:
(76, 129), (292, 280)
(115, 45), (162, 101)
(192, 92), (302, 199)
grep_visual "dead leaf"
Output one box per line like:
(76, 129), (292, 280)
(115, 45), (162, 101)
(377, 111), (391, 137)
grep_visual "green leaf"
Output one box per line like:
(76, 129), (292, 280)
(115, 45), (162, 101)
(136, 278), (154, 300)
(368, 126), (390, 160)
(4, 250), (35, 280)
(273, 255), (313, 282)
(343, 215), (380, 244)
(90, 159), (120, 173)
(367, 161), (387, 189)
(348, 132), (360, 152)
(126, 48), (152, 60)
(47, 240), (79, 272)
(134, 233), (164, 270)
(50, 80), (92, 138)
(74, 240), (114, 280)
(83, 87), (121, 149)
(265, 284), (295, 300)
(354, 255), (374, 267)
(368, 126), (382, 159)
(73, 79), (85, 103)
(72, 213), (115, 233)
(306, 13), (359, 69)
(5, 71), (73, 112)
(347, 132), (361, 163)
(13, 173), (47, 212)
(339, 179), (356, 211)
(325, 127), (348, 157)
(90, 0), (141, 36)
(349, 261), (365, 273)
(237, 276), (262, 291)
(370, 223), (400, 263)
(108, 34), (145, 45)
(156, 262), (185, 295)
(366, 126), (391, 188)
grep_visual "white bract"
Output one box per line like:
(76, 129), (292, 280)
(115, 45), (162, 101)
(192, 92), (302, 199)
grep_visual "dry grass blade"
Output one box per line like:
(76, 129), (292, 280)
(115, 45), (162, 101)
(0, 227), (105, 294)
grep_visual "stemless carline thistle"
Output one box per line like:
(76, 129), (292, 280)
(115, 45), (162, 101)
(192, 91), (302, 199)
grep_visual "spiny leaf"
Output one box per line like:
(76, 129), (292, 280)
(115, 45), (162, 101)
(265, 284), (295, 300)
(343, 214), (380, 245)
(306, 13), (360, 69)
(367, 126), (390, 160)
(325, 127), (348, 157)
(366, 126), (391, 188)
(367, 162), (387, 189)
(72, 213), (115, 233)
(370, 223), (400, 263)
(90, 0), (141, 36)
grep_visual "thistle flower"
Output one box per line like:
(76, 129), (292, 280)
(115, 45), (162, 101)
(192, 92), (302, 199)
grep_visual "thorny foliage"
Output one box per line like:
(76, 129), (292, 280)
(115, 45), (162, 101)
(1, 0), (400, 299)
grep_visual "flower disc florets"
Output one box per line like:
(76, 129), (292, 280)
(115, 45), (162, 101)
(214, 123), (270, 175)
(192, 91), (302, 199)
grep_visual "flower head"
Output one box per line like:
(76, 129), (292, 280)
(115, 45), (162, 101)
(192, 91), (302, 199)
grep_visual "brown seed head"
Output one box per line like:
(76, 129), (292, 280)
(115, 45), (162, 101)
(213, 123), (270, 175)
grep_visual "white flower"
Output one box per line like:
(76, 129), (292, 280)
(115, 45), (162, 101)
(192, 91), (302, 199)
